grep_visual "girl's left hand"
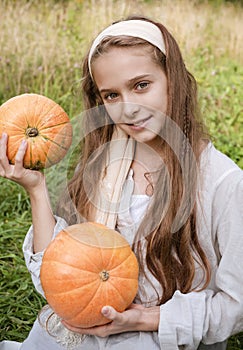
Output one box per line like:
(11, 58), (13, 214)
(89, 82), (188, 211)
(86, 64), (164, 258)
(62, 303), (160, 337)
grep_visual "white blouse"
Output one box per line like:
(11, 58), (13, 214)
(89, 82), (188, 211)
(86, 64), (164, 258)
(22, 143), (243, 350)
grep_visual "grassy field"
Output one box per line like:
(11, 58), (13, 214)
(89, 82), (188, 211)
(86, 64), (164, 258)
(0, 0), (242, 348)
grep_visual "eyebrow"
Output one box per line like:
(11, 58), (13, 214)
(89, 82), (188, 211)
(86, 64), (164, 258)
(99, 74), (152, 94)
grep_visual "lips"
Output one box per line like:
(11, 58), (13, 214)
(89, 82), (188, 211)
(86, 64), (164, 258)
(126, 116), (151, 129)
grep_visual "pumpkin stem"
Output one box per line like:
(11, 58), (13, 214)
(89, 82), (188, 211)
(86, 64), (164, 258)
(26, 127), (39, 137)
(99, 270), (109, 281)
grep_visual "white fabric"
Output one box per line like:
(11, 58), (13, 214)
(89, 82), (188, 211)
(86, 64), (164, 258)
(23, 215), (68, 296)
(93, 127), (135, 228)
(88, 19), (166, 78)
(116, 169), (151, 245)
(19, 143), (243, 349)
(0, 341), (21, 350)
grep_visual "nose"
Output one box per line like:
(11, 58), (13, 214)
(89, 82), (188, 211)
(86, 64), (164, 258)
(122, 101), (140, 119)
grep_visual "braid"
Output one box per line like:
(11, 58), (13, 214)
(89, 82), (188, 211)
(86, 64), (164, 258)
(181, 97), (191, 157)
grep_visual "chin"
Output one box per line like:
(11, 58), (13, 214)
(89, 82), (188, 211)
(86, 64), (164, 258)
(132, 132), (158, 145)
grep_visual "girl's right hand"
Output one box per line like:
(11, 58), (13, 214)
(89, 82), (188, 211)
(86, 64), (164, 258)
(0, 133), (45, 193)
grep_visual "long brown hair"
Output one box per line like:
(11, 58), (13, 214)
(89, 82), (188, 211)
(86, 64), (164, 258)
(57, 16), (211, 304)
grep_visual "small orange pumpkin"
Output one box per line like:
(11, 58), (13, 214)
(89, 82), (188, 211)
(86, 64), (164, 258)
(0, 93), (72, 169)
(40, 222), (139, 328)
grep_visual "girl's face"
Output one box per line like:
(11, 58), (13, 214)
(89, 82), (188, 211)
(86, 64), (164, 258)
(92, 46), (168, 147)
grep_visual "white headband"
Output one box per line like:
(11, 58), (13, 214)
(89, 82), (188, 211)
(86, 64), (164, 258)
(88, 19), (166, 79)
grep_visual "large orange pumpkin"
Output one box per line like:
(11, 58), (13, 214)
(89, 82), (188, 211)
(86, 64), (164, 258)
(0, 93), (72, 169)
(40, 222), (139, 328)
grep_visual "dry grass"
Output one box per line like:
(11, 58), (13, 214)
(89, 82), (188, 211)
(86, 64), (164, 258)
(0, 0), (242, 96)
(86, 0), (243, 61)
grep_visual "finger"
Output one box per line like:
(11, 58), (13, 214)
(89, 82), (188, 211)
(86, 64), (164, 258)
(101, 306), (123, 322)
(0, 133), (10, 169)
(128, 303), (144, 310)
(0, 163), (5, 177)
(61, 320), (85, 334)
(0, 132), (7, 142)
(14, 139), (28, 171)
(61, 320), (103, 336)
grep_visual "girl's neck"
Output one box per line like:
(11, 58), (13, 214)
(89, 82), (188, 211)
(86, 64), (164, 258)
(133, 139), (165, 173)
(131, 140), (165, 196)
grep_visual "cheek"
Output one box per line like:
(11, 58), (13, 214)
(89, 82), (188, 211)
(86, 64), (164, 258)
(104, 103), (123, 123)
(141, 87), (167, 110)
(154, 92), (167, 114)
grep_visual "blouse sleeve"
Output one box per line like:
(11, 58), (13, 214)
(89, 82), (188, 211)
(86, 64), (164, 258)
(158, 173), (243, 349)
(22, 215), (69, 297)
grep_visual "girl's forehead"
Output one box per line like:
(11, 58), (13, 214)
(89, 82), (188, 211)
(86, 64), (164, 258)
(92, 47), (164, 88)
(93, 45), (154, 65)
(98, 43), (150, 55)
(93, 47), (155, 70)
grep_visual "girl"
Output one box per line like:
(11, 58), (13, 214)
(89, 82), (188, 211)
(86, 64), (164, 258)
(0, 15), (243, 350)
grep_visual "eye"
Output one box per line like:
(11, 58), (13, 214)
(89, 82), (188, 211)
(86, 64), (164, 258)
(136, 81), (149, 90)
(104, 92), (118, 101)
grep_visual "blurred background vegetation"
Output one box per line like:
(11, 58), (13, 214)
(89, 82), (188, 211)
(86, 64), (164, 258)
(0, 0), (242, 348)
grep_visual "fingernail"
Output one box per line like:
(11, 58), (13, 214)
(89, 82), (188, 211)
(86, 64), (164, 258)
(21, 139), (27, 146)
(102, 306), (110, 316)
(1, 132), (7, 139)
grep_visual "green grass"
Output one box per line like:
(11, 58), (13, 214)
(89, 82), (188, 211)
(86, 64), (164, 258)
(0, 0), (242, 348)
(193, 51), (243, 168)
(0, 183), (45, 340)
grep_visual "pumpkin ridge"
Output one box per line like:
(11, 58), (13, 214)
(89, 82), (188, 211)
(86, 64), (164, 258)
(35, 94), (46, 127)
(105, 246), (131, 271)
(58, 228), (108, 273)
(31, 94), (39, 127)
(96, 229), (126, 269)
(101, 248), (116, 272)
(44, 278), (100, 295)
(65, 282), (104, 321)
(38, 120), (70, 131)
(8, 137), (27, 153)
(68, 223), (129, 249)
(42, 260), (102, 275)
(5, 102), (29, 127)
(87, 226), (125, 270)
(0, 120), (26, 132)
(80, 245), (107, 273)
(104, 278), (129, 305)
(82, 253), (104, 273)
(27, 137), (54, 169)
(46, 282), (101, 322)
(62, 230), (107, 272)
(106, 275), (138, 281)
(39, 146), (55, 168)
(107, 249), (135, 272)
(22, 96), (35, 128)
(35, 97), (59, 128)
(44, 236), (106, 273)
(40, 135), (71, 151)
(29, 137), (65, 169)
(98, 242), (110, 273)
(29, 139), (33, 168)
(29, 137), (50, 169)
(94, 229), (134, 272)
